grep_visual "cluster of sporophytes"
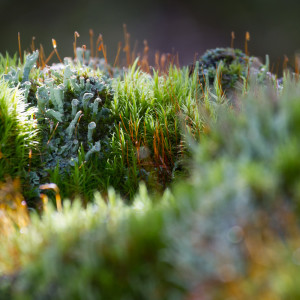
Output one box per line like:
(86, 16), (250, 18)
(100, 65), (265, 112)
(1, 71), (300, 299)
(108, 60), (206, 197)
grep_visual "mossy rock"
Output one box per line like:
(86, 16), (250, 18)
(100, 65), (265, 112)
(191, 47), (262, 91)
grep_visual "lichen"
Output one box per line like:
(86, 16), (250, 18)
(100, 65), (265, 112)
(3, 51), (114, 191)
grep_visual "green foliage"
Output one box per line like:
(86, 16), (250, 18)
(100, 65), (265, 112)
(107, 61), (208, 197)
(2, 47), (300, 299)
(0, 80), (38, 181)
(0, 186), (186, 300)
(196, 80), (300, 204)
(0, 53), (19, 74)
(2, 52), (213, 202)
(3, 52), (115, 201)
(2, 74), (300, 299)
(35, 62), (114, 200)
(194, 47), (269, 92)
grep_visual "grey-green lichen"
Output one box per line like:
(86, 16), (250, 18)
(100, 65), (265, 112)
(87, 122), (96, 142)
(22, 50), (39, 83)
(3, 50), (114, 189)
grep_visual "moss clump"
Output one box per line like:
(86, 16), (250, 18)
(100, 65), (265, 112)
(2, 52), (114, 201)
(0, 80), (38, 181)
(192, 47), (263, 91)
(2, 80), (300, 299)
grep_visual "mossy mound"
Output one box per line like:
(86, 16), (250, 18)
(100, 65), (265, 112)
(0, 80), (38, 181)
(192, 47), (263, 91)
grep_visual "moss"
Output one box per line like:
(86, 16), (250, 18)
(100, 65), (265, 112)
(191, 47), (262, 92)
(0, 80), (38, 181)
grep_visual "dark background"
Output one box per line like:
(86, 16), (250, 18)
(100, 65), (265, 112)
(0, 0), (299, 69)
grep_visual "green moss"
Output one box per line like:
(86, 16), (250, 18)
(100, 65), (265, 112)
(193, 47), (263, 91)
(0, 80), (38, 181)
(2, 46), (300, 300)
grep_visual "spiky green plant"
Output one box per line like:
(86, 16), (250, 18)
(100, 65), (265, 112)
(0, 53), (19, 74)
(0, 79), (38, 181)
(107, 60), (211, 198)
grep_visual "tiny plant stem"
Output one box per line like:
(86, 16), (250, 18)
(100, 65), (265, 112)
(123, 24), (131, 66)
(31, 36), (36, 52)
(52, 39), (62, 63)
(113, 42), (122, 68)
(119, 114), (130, 135)
(95, 34), (102, 58)
(18, 32), (23, 64)
(103, 45), (108, 64)
(44, 50), (55, 65)
(28, 149), (32, 173)
(74, 113), (83, 136)
(89, 29), (94, 58)
(40, 44), (46, 68)
(73, 31), (80, 59)
(143, 121), (147, 146)
(39, 184), (62, 212)
(167, 53), (173, 69)
(129, 116), (134, 142)
(175, 52), (180, 69)
(193, 52), (199, 66)
(142, 40), (150, 73)
(47, 122), (60, 145)
(40, 194), (48, 212)
(231, 31), (235, 49)
(245, 31), (250, 56)
(82, 45), (86, 63)
(131, 40), (138, 64)
(161, 54), (166, 73)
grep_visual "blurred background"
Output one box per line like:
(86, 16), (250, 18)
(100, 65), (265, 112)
(0, 0), (299, 69)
